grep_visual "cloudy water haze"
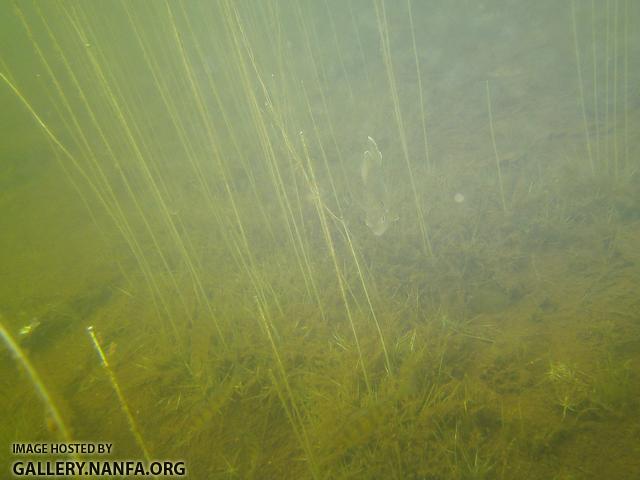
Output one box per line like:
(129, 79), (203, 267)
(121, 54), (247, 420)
(1, 1), (639, 478)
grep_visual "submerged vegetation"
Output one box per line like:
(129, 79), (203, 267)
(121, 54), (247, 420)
(1, 0), (639, 478)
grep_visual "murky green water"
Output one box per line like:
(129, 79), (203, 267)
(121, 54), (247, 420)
(1, 1), (639, 478)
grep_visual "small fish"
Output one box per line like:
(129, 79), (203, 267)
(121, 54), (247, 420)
(361, 137), (397, 236)
(19, 318), (41, 338)
(364, 199), (392, 236)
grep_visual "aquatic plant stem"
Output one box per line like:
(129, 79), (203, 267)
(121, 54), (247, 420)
(22, 5), (181, 342)
(374, 0), (433, 256)
(0, 317), (73, 444)
(87, 326), (151, 463)
(623, 0), (629, 171)
(299, 131), (372, 394)
(255, 299), (320, 479)
(613, 0), (619, 180)
(591, 0), (600, 169)
(485, 80), (507, 214)
(408, 0), (431, 170)
(571, 0), (595, 176)
(64, 3), (225, 348)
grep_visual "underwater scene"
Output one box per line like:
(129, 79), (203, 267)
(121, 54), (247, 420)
(1, 1), (639, 478)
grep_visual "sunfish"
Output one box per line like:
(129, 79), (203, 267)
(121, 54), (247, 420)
(361, 136), (397, 236)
